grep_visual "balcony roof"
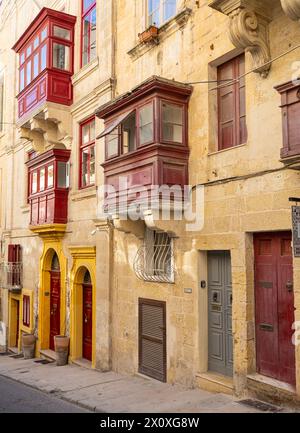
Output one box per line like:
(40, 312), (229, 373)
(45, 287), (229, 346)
(96, 76), (193, 120)
(12, 7), (76, 53)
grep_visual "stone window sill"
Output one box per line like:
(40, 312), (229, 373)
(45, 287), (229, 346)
(72, 57), (99, 86)
(128, 8), (192, 61)
(208, 142), (247, 156)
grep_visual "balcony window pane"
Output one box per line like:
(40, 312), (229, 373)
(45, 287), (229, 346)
(107, 129), (119, 158)
(162, 102), (183, 143)
(33, 53), (39, 79)
(41, 27), (47, 41)
(26, 45), (32, 57)
(48, 165), (54, 188)
(82, 123), (90, 144)
(53, 26), (71, 41)
(20, 68), (25, 92)
(34, 36), (39, 50)
(122, 112), (136, 153)
(26, 61), (31, 85)
(148, 0), (160, 26)
(53, 43), (70, 71)
(32, 171), (38, 194)
(163, 0), (177, 22)
(41, 44), (47, 70)
(90, 146), (95, 184)
(83, 0), (95, 12)
(90, 119), (95, 141)
(139, 104), (153, 145)
(81, 149), (89, 187)
(20, 53), (25, 65)
(58, 162), (68, 188)
(40, 168), (45, 191)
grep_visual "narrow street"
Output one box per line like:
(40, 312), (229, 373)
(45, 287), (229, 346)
(0, 375), (89, 413)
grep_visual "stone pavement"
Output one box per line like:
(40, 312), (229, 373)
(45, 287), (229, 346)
(0, 354), (277, 413)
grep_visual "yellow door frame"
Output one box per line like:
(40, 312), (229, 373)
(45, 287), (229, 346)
(69, 247), (96, 368)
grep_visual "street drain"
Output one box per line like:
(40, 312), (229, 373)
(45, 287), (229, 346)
(238, 399), (281, 412)
(34, 359), (55, 365)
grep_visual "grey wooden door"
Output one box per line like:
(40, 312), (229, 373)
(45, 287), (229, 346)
(208, 251), (233, 377)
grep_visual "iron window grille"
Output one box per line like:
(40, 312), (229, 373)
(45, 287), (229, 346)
(0, 262), (23, 292)
(134, 229), (174, 283)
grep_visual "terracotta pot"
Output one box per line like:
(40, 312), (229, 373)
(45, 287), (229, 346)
(54, 335), (70, 367)
(138, 26), (158, 43)
(22, 333), (36, 359)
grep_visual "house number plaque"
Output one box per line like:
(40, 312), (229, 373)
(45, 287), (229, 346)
(292, 206), (300, 257)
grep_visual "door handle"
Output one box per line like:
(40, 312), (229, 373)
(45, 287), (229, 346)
(84, 315), (88, 324)
(286, 282), (293, 293)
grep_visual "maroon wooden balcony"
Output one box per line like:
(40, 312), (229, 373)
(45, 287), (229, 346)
(12, 8), (76, 122)
(26, 149), (70, 226)
(96, 76), (193, 214)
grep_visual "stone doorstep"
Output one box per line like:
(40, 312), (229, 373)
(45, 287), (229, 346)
(247, 373), (299, 409)
(195, 372), (234, 396)
(71, 358), (92, 370)
(40, 349), (56, 362)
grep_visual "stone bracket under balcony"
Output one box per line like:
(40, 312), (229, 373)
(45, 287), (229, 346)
(30, 224), (67, 239)
(209, 0), (273, 77)
(18, 102), (72, 154)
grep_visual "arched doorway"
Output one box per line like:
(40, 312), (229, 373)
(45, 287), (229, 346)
(50, 253), (61, 351)
(82, 270), (93, 361)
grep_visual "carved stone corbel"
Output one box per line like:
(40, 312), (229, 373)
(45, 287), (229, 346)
(281, 0), (300, 21)
(209, 0), (272, 77)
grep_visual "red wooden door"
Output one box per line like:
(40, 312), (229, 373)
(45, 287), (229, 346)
(82, 283), (93, 361)
(254, 232), (295, 385)
(50, 271), (61, 351)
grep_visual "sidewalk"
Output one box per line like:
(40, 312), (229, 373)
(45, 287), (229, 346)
(0, 354), (276, 413)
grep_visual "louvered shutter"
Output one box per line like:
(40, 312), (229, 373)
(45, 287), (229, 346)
(139, 299), (166, 382)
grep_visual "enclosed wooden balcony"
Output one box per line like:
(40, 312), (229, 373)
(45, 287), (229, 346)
(96, 76), (193, 215)
(26, 149), (70, 227)
(12, 8), (76, 123)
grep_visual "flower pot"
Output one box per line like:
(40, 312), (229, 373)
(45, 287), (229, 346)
(22, 333), (36, 359)
(138, 26), (158, 43)
(54, 335), (70, 367)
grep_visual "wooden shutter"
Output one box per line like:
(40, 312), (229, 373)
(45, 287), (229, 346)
(218, 54), (247, 150)
(139, 298), (166, 382)
(8, 244), (21, 263)
(23, 295), (30, 327)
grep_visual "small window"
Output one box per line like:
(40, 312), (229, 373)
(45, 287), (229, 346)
(80, 118), (96, 188)
(23, 295), (30, 328)
(148, 0), (177, 27)
(139, 104), (153, 145)
(162, 102), (183, 143)
(53, 43), (70, 71)
(53, 26), (71, 41)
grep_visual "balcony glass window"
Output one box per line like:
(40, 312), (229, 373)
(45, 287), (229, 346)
(32, 171), (38, 194)
(20, 68), (25, 92)
(80, 117), (96, 188)
(123, 112), (136, 153)
(41, 27), (47, 41)
(53, 26), (71, 41)
(139, 104), (153, 145)
(148, 0), (177, 27)
(82, 0), (97, 66)
(47, 164), (54, 188)
(26, 45), (32, 57)
(41, 44), (47, 71)
(26, 61), (31, 86)
(162, 102), (183, 143)
(34, 36), (39, 50)
(33, 53), (39, 79)
(53, 43), (70, 71)
(18, 36), (48, 92)
(106, 129), (119, 159)
(57, 161), (69, 188)
(39, 168), (45, 191)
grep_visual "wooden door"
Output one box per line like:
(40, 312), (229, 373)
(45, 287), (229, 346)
(50, 271), (61, 351)
(139, 299), (166, 382)
(208, 251), (233, 377)
(82, 283), (93, 361)
(254, 232), (295, 385)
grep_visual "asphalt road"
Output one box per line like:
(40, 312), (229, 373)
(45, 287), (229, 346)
(0, 375), (90, 413)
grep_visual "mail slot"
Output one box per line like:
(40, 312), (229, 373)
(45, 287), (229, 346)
(259, 323), (274, 332)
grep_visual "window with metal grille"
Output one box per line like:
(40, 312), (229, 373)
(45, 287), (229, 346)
(134, 229), (174, 283)
(23, 295), (30, 327)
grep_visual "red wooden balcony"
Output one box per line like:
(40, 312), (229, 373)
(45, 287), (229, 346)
(12, 8), (76, 122)
(96, 76), (193, 214)
(26, 149), (70, 226)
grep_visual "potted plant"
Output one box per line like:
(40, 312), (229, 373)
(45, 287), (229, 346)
(138, 25), (159, 44)
(54, 335), (70, 366)
(22, 333), (36, 359)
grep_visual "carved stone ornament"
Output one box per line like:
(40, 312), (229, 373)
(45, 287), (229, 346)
(209, 1), (272, 78)
(281, 0), (300, 21)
